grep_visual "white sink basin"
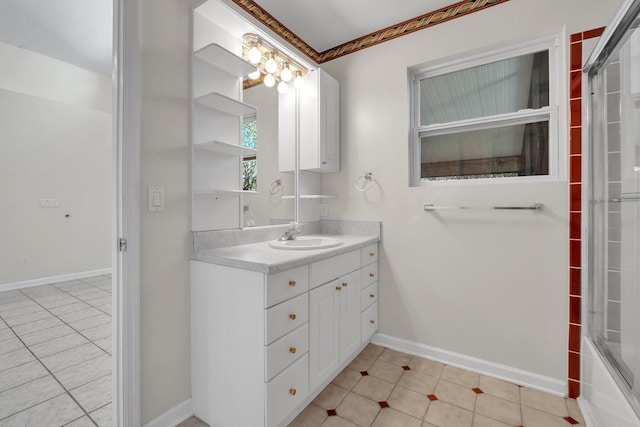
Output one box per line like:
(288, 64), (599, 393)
(269, 236), (342, 250)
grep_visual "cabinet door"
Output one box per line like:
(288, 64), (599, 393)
(299, 70), (320, 171)
(278, 69), (340, 173)
(339, 270), (361, 364)
(318, 69), (340, 173)
(278, 87), (296, 172)
(361, 302), (378, 344)
(309, 279), (340, 391)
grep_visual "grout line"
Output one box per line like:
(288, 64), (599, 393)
(0, 324), (97, 425)
(0, 360), (49, 394)
(63, 414), (96, 427)
(0, 277), (111, 425)
(297, 344), (587, 427)
(519, 383), (524, 427)
(12, 284), (111, 355)
(365, 349), (386, 427)
(0, 391), (71, 423)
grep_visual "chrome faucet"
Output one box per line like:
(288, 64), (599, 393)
(279, 221), (301, 241)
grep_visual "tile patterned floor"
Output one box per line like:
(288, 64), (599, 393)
(0, 275), (112, 426)
(181, 344), (586, 427)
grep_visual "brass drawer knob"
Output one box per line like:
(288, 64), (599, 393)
(336, 286), (342, 291)
(289, 388), (297, 396)
(370, 252), (375, 257)
(370, 320), (375, 325)
(289, 347), (297, 354)
(289, 280), (296, 287)
(369, 273), (375, 278)
(370, 293), (375, 298)
(289, 313), (296, 320)
(342, 282), (348, 287)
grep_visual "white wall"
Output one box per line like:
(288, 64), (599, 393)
(140, 0), (198, 422)
(243, 85), (294, 226)
(0, 42), (111, 286)
(320, 0), (623, 383)
(136, 0), (625, 421)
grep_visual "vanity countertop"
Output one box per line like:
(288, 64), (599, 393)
(191, 234), (379, 274)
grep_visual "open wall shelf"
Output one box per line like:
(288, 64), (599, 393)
(195, 92), (257, 117)
(194, 140), (257, 157)
(281, 195), (336, 200)
(194, 43), (255, 78)
(194, 189), (258, 196)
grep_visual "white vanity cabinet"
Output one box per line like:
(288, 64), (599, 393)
(278, 68), (340, 173)
(309, 270), (361, 391)
(308, 250), (362, 391)
(190, 243), (378, 427)
(360, 244), (379, 343)
(191, 261), (310, 427)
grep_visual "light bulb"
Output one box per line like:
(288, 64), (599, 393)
(264, 73), (276, 87)
(265, 54), (278, 74)
(248, 68), (261, 80)
(277, 80), (289, 94)
(280, 64), (292, 82)
(294, 72), (304, 89)
(248, 46), (261, 64)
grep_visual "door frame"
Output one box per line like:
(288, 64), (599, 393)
(113, 0), (141, 424)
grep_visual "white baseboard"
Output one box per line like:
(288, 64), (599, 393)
(371, 333), (567, 397)
(0, 268), (112, 292)
(143, 399), (193, 427)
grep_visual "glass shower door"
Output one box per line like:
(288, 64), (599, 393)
(588, 7), (640, 412)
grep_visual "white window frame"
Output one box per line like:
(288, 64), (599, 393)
(409, 33), (565, 186)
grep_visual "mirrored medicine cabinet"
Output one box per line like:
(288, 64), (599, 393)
(191, 0), (340, 232)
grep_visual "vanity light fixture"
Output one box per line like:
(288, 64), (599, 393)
(242, 33), (307, 92)
(247, 44), (262, 64)
(277, 80), (289, 94)
(248, 67), (261, 80)
(264, 73), (276, 88)
(294, 71), (305, 89)
(280, 63), (292, 82)
(265, 53), (278, 74)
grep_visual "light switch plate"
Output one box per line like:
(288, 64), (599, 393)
(320, 203), (329, 217)
(148, 187), (164, 212)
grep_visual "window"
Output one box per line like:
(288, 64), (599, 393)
(411, 36), (559, 184)
(242, 117), (257, 191)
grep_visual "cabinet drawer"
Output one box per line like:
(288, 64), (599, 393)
(266, 354), (309, 427)
(360, 244), (378, 266)
(360, 262), (378, 288)
(265, 293), (308, 345)
(310, 250), (360, 289)
(360, 282), (378, 312)
(361, 302), (378, 344)
(265, 324), (308, 381)
(265, 265), (309, 308)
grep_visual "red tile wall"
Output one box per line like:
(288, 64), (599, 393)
(568, 26), (604, 399)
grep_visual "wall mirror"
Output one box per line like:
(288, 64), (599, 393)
(193, 0), (316, 231)
(241, 84), (294, 227)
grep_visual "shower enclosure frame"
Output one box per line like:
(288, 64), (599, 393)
(584, 0), (640, 423)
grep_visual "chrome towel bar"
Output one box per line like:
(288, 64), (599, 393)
(611, 193), (640, 202)
(424, 203), (543, 212)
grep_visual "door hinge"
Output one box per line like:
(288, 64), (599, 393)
(119, 238), (127, 252)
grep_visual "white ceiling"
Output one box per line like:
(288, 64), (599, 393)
(0, 0), (112, 76)
(0, 0), (460, 75)
(251, 0), (456, 52)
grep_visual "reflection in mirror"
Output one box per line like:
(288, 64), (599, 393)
(242, 85), (294, 227)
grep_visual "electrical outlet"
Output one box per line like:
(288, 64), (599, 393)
(39, 198), (60, 208)
(22, 257), (30, 266)
(320, 203), (329, 217)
